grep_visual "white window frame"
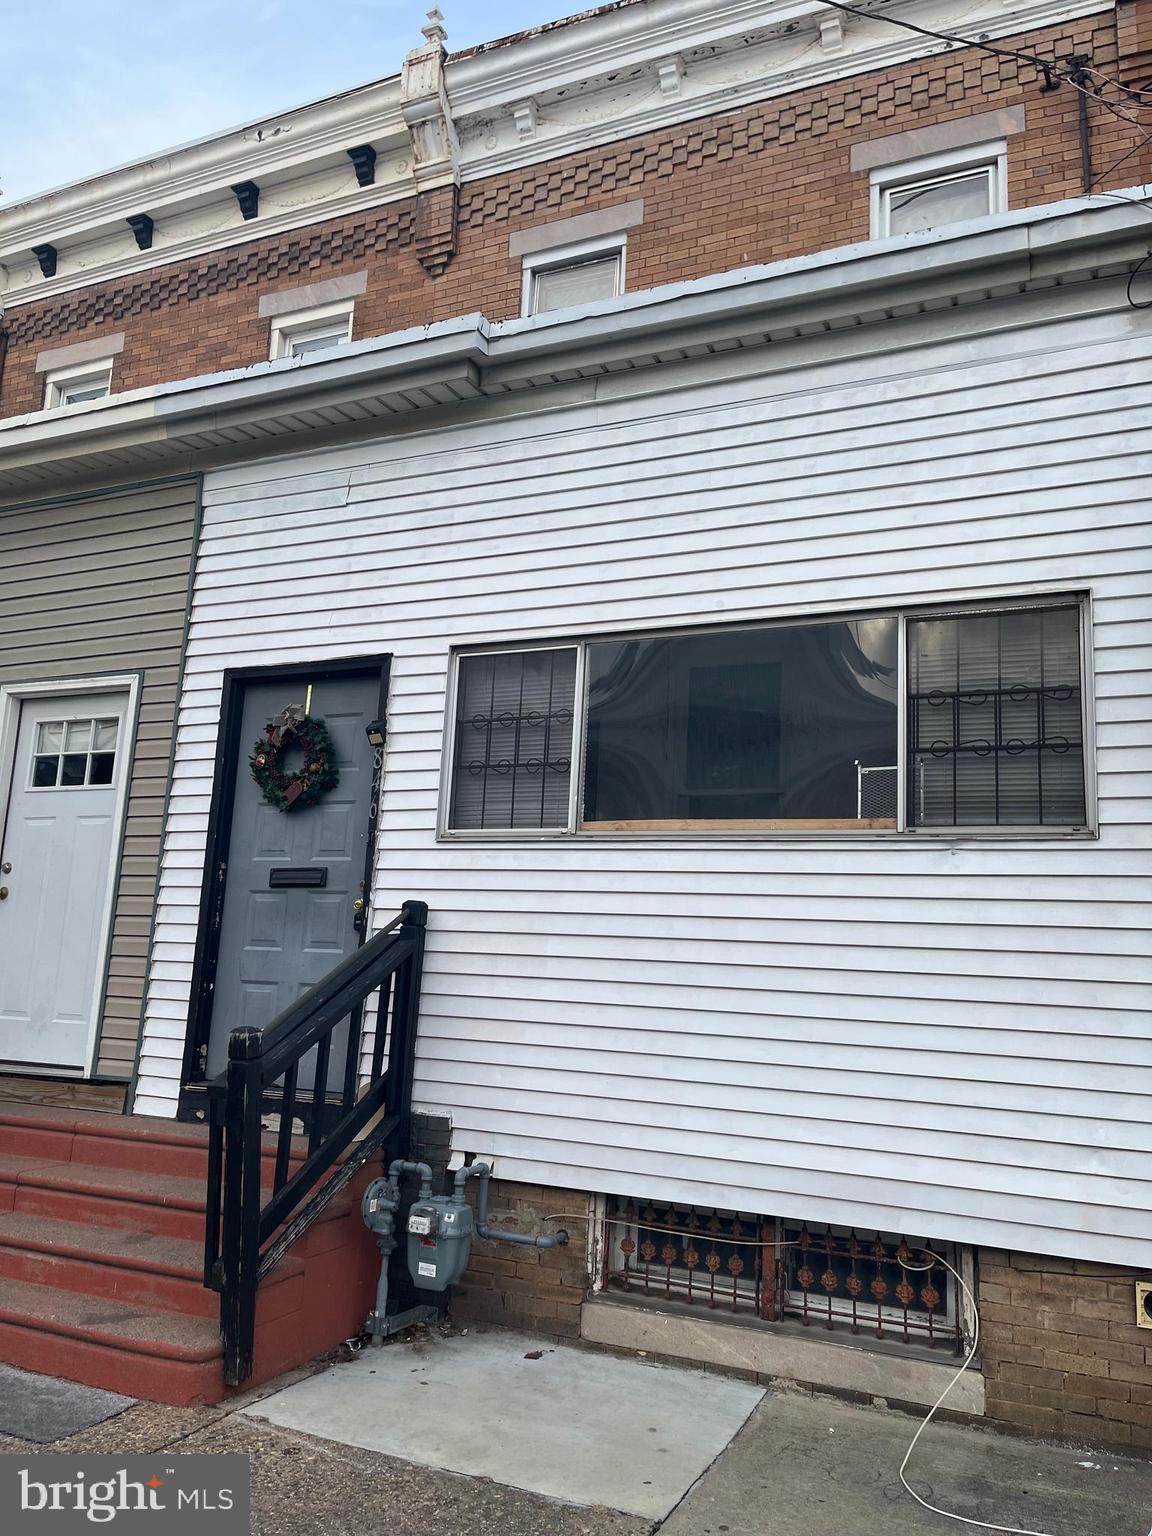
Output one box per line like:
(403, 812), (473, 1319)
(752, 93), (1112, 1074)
(439, 593), (1094, 842)
(269, 299), (355, 360)
(521, 235), (626, 318)
(43, 358), (114, 409)
(870, 141), (1008, 240)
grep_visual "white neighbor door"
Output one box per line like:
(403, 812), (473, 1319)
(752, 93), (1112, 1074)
(0, 691), (129, 1072)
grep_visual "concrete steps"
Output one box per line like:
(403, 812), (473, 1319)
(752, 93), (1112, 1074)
(0, 1103), (383, 1405)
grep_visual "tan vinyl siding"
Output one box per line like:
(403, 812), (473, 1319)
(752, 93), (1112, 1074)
(0, 479), (197, 1078)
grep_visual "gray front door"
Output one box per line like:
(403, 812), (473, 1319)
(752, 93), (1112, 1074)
(206, 670), (380, 1078)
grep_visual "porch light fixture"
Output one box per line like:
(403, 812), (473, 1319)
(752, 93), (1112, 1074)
(364, 718), (388, 749)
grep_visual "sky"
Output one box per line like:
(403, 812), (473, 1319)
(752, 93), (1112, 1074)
(0, 1), (572, 204)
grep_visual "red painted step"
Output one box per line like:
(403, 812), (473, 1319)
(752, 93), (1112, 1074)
(0, 1105), (384, 1406)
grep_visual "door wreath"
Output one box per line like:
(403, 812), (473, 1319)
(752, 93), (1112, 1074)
(250, 704), (340, 812)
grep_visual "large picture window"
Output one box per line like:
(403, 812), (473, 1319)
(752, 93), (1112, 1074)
(443, 598), (1089, 837)
(582, 619), (898, 829)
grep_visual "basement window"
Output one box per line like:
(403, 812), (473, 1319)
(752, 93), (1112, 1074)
(523, 238), (625, 316)
(43, 359), (113, 408)
(871, 142), (1007, 238)
(603, 1198), (963, 1352)
(270, 300), (354, 360)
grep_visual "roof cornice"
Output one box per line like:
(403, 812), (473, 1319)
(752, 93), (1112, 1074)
(0, 187), (1145, 499)
(0, 0), (1113, 310)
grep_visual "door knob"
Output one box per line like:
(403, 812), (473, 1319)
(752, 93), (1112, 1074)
(0, 887), (8, 901)
(352, 898), (364, 912)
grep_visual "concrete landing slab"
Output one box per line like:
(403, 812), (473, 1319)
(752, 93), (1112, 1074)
(242, 1329), (764, 1520)
(0, 1364), (133, 1444)
(661, 1390), (1152, 1536)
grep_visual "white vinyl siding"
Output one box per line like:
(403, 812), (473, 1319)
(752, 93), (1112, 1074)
(135, 294), (1152, 1267)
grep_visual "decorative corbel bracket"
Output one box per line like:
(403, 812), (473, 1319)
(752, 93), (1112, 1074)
(819, 15), (845, 53)
(31, 243), (57, 278)
(127, 213), (155, 250)
(657, 57), (684, 97)
(512, 100), (538, 139)
(347, 144), (378, 187)
(231, 180), (260, 221)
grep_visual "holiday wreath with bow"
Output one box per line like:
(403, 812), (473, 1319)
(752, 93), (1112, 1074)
(250, 704), (340, 812)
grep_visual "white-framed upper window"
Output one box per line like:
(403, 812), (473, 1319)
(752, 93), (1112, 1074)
(522, 237), (625, 317)
(269, 300), (354, 360)
(43, 359), (113, 409)
(870, 141), (1007, 240)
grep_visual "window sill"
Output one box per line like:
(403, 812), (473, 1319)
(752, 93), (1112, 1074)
(438, 825), (1096, 843)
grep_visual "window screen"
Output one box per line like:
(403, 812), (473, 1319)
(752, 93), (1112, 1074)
(908, 605), (1086, 827)
(582, 618), (898, 826)
(529, 254), (621, 315)
(449, 649), (577, 830)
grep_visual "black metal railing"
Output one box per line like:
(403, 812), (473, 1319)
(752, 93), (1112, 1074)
(203, 899), (428, 1386)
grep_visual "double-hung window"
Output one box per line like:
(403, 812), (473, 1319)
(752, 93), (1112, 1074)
(443, 598), (1089, 837)
(871, 143), (1007, 239)
(43, 359), (114, 408)
(269, 300), (354, 360)
(522, 238), (625, 317)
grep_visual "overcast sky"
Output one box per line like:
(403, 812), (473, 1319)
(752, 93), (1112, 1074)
(0, 1), (568, 204)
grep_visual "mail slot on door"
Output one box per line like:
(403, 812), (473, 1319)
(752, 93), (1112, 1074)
(268, 867), (328, 888)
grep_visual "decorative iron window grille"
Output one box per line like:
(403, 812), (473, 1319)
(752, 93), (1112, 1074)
(604, 1199), (960, 1352)
(449, 647), (577, 830)
(908, 605), (1086, 827)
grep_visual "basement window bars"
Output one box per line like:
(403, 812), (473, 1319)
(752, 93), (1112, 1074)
(603, 1200), (961, 1352)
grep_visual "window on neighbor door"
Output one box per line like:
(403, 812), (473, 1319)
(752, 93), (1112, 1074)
(872, 143), (1006, 238)
(269, 300), (354, 359)
(43, 359), (113, 408)
(523, 241), (624, 316)
(908, 603), (1087, 828)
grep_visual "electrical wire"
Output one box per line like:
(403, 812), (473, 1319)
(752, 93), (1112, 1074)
(811, 0), (1152, 125)
(896, 1254), (1057, 1536)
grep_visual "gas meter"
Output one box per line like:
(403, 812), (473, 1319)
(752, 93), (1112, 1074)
(407, 1194), (474, 1292)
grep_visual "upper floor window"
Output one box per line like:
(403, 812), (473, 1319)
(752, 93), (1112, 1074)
(270, 300), (354, 360)
(43, 359), (113, 409)
(871, 143), (1007, 239)
(443, 598), (1089, 838)
(522, 238), (625, 317)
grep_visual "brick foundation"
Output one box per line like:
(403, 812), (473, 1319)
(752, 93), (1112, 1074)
(448, 1179), (593, 1342)
(979, 1249), (1152, 1450)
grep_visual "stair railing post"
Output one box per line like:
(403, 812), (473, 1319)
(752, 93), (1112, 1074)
(386, 900), (428, 1153)
(221, 1024), (264, 1387)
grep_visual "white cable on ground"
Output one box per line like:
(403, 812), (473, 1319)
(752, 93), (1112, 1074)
(898, 1253), (1057, 1536)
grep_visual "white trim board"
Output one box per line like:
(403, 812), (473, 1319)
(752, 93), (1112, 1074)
(0, 673), (142, 1079)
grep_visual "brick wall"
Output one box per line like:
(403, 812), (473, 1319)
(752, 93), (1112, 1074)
(979, 1249), (1152, 1450)
(2, 15), (1147, 417)
(449, 1179), (593, 1342)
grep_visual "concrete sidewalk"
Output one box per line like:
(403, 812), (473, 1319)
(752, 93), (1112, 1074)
(2, 1331), (1150, 1535)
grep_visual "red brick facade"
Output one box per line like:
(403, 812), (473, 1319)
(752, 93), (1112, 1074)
(2, 15), (1147, 417)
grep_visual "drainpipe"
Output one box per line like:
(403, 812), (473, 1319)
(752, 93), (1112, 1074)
(1065, 56), (1094, 193)
(455, 1161), (569, 1248)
